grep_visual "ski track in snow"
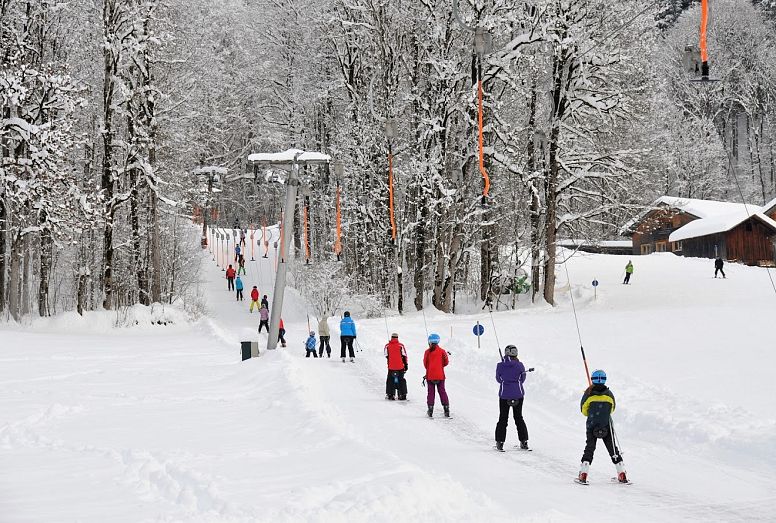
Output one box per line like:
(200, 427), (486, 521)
(1, 232), (776, 521)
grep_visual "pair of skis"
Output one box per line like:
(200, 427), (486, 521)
(574, 477), (633, 486)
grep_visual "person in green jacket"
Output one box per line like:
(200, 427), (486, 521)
(623, 261), (633, 285)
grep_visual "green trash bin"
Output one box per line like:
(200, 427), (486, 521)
(241, 341), (252, 361)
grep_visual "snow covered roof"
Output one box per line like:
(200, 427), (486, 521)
(621, 196), (754, 234)
(247, 148), (331, 165)
(669, 210), (776, 242)
(762, 196), (776, 216)
(193, 166), (227, 175)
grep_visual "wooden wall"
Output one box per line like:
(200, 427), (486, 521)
(724, 219), (775, 264)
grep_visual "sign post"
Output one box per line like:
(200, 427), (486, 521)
(592, 279), (599, 300)
(472, 322), (485, 349)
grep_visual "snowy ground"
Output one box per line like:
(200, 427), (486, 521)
(2, 232), (775, 522)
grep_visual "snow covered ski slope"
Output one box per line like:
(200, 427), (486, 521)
(1, 244), (775, 522)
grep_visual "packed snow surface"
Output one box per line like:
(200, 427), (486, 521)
(2, 237), (775, 522)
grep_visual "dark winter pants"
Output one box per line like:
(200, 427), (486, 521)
(306, 348), (318, 358)
(340, 336), (355, 358)
(236, 289), (243, 301)
(227, 278), (235, 291)
(581, 426), (622, 464)
(318, 336), (331, 357)
(623, 273), (631, 284)
(386, 370), (407, 399)
(278, 328), (286, 346)
(258, 320), (269, 333)
(495, 398), (529, 443)
(715, 267), (726, 278)
(426, 380), (449, 406)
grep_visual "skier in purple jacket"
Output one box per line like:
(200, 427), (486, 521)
(494, 345), (530, 451)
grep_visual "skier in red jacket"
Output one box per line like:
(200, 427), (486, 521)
(225, 265), (236, 291)
(249, 286), (260, 312)
(423, 333), (450, 417)
(384, 333), (408, 401)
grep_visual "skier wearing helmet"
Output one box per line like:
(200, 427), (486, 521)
(304, 331), (317, 358)
(577, 370), (628, 484)
(423, 333), (450, 418)
(494, 345), (530, 451)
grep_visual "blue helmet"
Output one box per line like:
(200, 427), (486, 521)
(428, 333), (441, 345)
(591, 369), (607, 384)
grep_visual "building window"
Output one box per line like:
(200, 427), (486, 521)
(640, 244), (653, 255)
(656, 242), (667, 252)
(672, 241), (682, 252)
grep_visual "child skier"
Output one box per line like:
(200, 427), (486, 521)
(238, 257), (246, 275)
(235, 244), (242, 263)
(494, 345), (529, 451)
(318, 313), (331, 358)
(249, 286), (260, 312)
(235, 276), (244, 301)
(339, 311), (357, 362)
(423, 333), (450, 417)
(225, 265), (236, 291)
(278, 318), (287, 347)
(258, 306), (269, 333)
(623, 261), (633, 284)
(261, 295), (269, 309)
(578, 370), (628, 484)
(305, 331), (318, 358)
(384, 333), (408, 400)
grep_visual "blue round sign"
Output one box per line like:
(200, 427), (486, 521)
(592, 279), (599, 287)
(472, 324), (485, 336)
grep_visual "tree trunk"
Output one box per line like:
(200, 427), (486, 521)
(0, 197), (6, 314)
(21, 231), (31, 316)
(38, 217), (52, 316)
(543, 124), (560, 306)
(413, 190), (428, 311)
(9, 234), (21, 321)
(101, 0), (119, 310)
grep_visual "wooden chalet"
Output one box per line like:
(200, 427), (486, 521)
(622, 196), (776, 266)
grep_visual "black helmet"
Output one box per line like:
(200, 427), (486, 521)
(344, 311), (350, 317)
(504, 345), (518, 357)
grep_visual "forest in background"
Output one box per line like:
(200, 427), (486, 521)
(3, 0), (776, 321)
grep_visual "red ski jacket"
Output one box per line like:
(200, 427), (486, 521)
(250, 288), (259, 301)
(384, 339), (407, 371)
(279, 319), (285, 330)
(226, 267), (236, 279)
(423, 345), (448, 381)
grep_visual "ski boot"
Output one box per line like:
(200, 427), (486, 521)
(578, 461), (590, 484)
(519, 441), (530, 450)
(397, 394), (407, 401)
(615, 462), (628, 483)
(385, 394), (395, 401)
(495, 441), (504, 452)
(427, 405), (434, 418)
(443, 405), (450, 418)
(341, 357), (346, 363)
(350, 357), (355, 363)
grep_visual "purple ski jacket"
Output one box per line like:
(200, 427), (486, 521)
(496, 356), (526, 400)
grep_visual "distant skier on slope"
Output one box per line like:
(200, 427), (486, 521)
(235, 244), (242, 263)
(257, 306), (270, 333)
(240, 228), (246, 247)
(423, 333), (450, 418)
(235, 276), (244, 301)
(577, 370), (628, 484)
(384, 333), (408, 401)
(623, 260), (634, 285)
(494, 345), (530, 451)
(261, 295), (269, 310)
(318, 313), (331, 358)
(339, 311), (357, 363)
(226, 265), (236, 291)
(249, 286), (260, 312)
(714, 257), (726, 278)
(305, 331), (318, 358)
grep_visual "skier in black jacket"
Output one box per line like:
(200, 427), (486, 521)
(714, 258), (726, 278)
(577, 370), (628, 484)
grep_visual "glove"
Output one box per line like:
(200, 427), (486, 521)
(404, 364), (408, 372)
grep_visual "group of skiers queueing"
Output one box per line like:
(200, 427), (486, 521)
(224, 261), (286, 346)
(303, 311), (357, 362)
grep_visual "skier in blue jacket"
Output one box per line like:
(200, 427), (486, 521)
(235, 276), (244, 301)
(494, 345), (530, 451)
(339, 311), (357, 362)
(304, 331), (318, 358)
